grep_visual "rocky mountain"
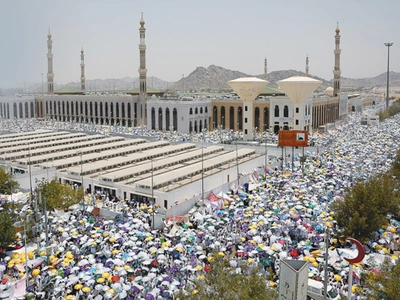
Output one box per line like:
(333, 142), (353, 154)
(339, 71), (400, 88)
(171, 65), (330, 92)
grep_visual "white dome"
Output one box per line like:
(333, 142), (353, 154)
(325, 87), (334, 96)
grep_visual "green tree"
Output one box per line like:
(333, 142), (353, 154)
(0, 167), (19, 195)
(361, 258), (400, 300)
(332, 174), (400, 242)
(176, 253), (277, 300)
(0, 208), (16, 250)
(37, 179), (82, 211)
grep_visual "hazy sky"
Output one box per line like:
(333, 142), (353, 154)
(1, 0), (400, 88)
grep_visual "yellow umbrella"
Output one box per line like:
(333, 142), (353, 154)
(197, 275), (205, 280)
(145, 236), (154, 241)
(112, 249), (119, 255)
(28, 252), (34, 260)
(66, 295), (75, 300)
(195, 265), (203, 271)
(248, 258), (254, 263)
(102, 272), (110, 279)
(176, 247), (183, 253)
(32, 269), (41, 277)
(107, 289), (115, 294)
(334, 274), (342, 282)
(312, 261), (318, 267)
(65, 252), (74, 259)
(97, 277), (105, 283)
(74, 284), (83, 290)
(82, 287), (91, 293)
(109, 237), (116, 243)
(218, 252), (225, 257)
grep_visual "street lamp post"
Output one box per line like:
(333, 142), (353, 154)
(235, 139), (240, 187)
(151, 159), (154, 228)
(201, 129), (205, 202)
(384, 43), (393, 108)
(77, 151), (84, 211)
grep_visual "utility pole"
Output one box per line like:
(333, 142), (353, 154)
(151, 159), (154, 229)
(384, 43), (393, 108)
(41, 192), (50, 265)
(323, 228), (330, 300)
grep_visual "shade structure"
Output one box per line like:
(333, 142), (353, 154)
(276, 76), (322, 104)
(228, 77), (269, 140)
(228, 77), (269, 102)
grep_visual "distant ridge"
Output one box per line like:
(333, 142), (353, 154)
(171, 65), (330, 92)
(3, 66), (400, 96)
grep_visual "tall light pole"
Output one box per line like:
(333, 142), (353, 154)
(235, 139), (239, 187)
(384, 43), (393, 108)
(151, 159), (155, 229)
(201, 129), (205, 202)
(77, 151), (84, 211)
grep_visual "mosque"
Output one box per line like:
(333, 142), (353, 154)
(0, 16), (373, 135)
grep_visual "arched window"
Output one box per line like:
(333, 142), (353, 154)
(205, 107), (208, 113)
(13, 103), (17, 118)
(229, 106), (235, 130)
(189, 108), (193, 115)
(173, 108), (178, 131)
(263, 107), (269, 130)
(200, 107), (203, 114)
(194, 120), (198, 132)
(151, 107), (156, 130)
(166, 108), (170, 130)
(284, 105), (289, 118)
(121, 103), (125, 118)
(19, 103), (23, 118)
(274, 105), (279, 117)
(158, 107), (163, 130)
(127, 103), (131, 119)
(25, 102), (29, 118)
(195, 107), (198, 114)
(213, 106), (218, 129)
(221, 106), (225, 129)
(189, 121), (193, 132)
(116, 102), (119, 118)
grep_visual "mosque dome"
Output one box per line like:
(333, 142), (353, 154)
(325, 87), (334, 96)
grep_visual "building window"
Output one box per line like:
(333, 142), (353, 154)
(245, 117), (248, 123)
(245, 106), (248, 112)
(274, 105), (279, 117)
(296, 107), (299, 113)
(284, 105), (289, 118)
(189, 108), (193, 115)
(164, 200), (168, 209)
(296, 119), (299, 125)
(195, 107), (198, 114)
(245, 129), (248, 134)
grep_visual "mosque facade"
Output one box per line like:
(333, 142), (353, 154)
(0, 20), (374, 133)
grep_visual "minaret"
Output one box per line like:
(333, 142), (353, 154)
(80, 48), (85, 91)
(305, 54), (309, 77)
(264, 56), (268, 80)
(333, 23), (341, 97)
(47, 29), (54, 94)
(139, 13), (147, 95)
